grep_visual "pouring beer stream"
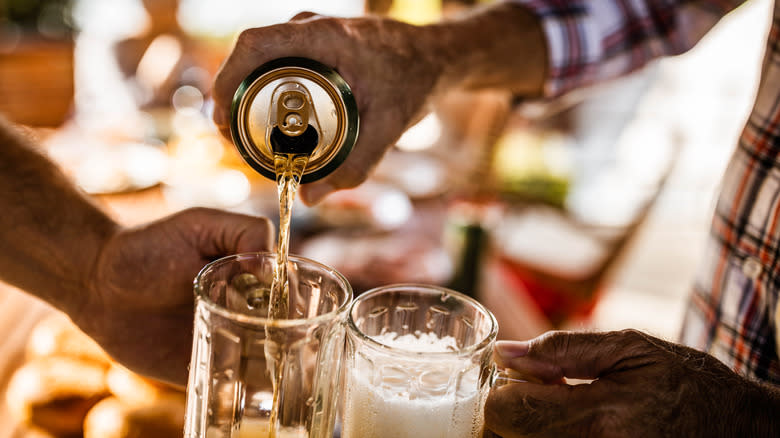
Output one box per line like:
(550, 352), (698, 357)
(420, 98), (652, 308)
(231, 58), (358, 437)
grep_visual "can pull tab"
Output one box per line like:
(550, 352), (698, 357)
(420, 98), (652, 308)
(269, 83), (320, 156)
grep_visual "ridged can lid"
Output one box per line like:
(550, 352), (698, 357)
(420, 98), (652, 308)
(230, 57), (359, 183)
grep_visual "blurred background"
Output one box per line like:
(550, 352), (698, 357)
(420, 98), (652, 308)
(0, 0), (771, 436)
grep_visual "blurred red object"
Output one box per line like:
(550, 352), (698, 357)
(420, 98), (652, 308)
(494, 254), (603, 326)
(486, 205), (652, 328)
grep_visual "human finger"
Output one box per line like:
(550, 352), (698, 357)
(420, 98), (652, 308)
(211, 24), (312, 138)
(298, 156), (372, 205)
(298, 107), (398, 204)
(298, 151), (372, 204)
(484, 380), (609, 438)
(183, 208), (274, 256)
(494, 330), (661, 383)
(299, 180), (335, 205)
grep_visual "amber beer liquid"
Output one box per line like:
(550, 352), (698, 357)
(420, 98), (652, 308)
(231, 57), (359, 437)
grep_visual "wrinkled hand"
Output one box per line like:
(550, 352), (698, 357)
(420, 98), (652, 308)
(485, 329), (778, 438)
(71, 207), (273, 387)
(212, 12), (443, 204)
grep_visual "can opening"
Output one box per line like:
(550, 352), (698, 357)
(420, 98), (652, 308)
(270, 125), (319, 155)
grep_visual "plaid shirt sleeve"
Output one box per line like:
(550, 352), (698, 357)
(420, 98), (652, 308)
(509, 0), (746, 97)
(509, 0), (780, 385)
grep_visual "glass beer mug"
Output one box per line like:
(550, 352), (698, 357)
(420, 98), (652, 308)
(340, 284), (499, 438)
(184, 253), (352, 438)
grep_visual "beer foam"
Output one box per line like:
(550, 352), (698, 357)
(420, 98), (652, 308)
(371, 331), (459, 352)
(342, 332), (484, 438)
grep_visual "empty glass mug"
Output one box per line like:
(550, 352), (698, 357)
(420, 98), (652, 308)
(341, 284), (498, 438)
(185, 252), (352, 438)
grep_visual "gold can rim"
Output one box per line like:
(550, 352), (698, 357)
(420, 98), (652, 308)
(230, 57), (359, 183)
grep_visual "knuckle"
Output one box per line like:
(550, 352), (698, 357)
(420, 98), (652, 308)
(528, 330), (572, 365)
(291, 10), (318, 21)
(178, 206), (208, 220)
(235, 28), (257, 47)
(310, 16), (349, 39)
(615, 328), (649, 345)
(187, 206), (212, 216)
(612, 328), (671, 360)
(538, 330), (571, 352)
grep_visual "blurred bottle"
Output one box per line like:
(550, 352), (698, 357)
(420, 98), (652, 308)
(444, 198), (502, 298)
(441, 90), (512, 298)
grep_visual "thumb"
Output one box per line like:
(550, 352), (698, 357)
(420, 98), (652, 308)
(494, 330), (656, 383)
(184, 208), (275, 256)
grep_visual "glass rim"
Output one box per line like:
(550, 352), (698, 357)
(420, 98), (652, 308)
(346, 283), (498, 358)
(193, 251), (353, 327)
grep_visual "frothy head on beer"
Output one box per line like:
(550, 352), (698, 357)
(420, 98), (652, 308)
(342, 284), (498, 438)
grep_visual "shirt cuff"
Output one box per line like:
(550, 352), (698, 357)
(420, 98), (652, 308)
(507, 0), (604, 98)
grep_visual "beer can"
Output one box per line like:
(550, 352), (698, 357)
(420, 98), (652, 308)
(230, 57), (359, 183)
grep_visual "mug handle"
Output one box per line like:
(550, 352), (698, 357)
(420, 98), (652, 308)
(492, 367), (526, 387)
(484, 368), (526, 438)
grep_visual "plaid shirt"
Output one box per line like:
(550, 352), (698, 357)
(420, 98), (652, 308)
(513, 0), (780, 384)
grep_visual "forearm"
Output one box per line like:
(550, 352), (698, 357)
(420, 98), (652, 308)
(422, 0), (744, 99)
(0, 116), (119, 315)
(423, 2), (547, 97)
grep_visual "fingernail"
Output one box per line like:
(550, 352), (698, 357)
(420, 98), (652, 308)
(301, 182), (334, 205)
(495, 340), (530, 359)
